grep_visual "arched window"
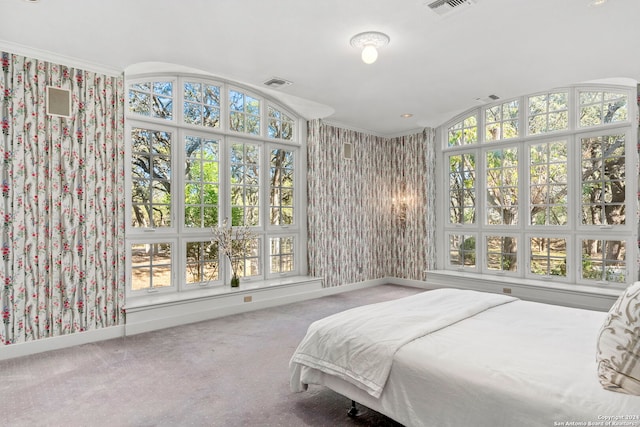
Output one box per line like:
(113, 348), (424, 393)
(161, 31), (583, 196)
(125, 73), (304, 296)
(440, 84), (637, 287)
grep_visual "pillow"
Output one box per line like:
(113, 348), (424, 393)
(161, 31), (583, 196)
(596, 281), (640, 395)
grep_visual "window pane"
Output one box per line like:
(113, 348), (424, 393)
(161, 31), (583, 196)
(128, 81), (173, 120)
(270, 149), (295, 225)
(448, 153), (476, 224)
(581, 135), (626, 226)
(130, 128), (172, 228)
(130, 242), (172, 291)
(529, 140), (568, 225)
(268, 106), (295, 141)
(449, 234), (476, 268)
(527, 91), (568, 135)
(581, 239), (626, 283)
(229, 89), (261, 135)
(129, 89), (151, 116)
(486, 235), (518, 272)
(447, 114), (478, 146)
(231, 237), (261, 278)
(486, 148), (518, 225)
(270, 236), (295, 273)
(184, 82), (221, 128)
(186, 240), (219, 285)
(485, 101), (519, 141)
(529, 237), (566, 277)
(230, 143), (260, 226)
(579, 91), (627, 127)
(184, 135), (220, 228)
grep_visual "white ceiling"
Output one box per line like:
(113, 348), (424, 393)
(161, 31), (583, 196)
(1, 0), (639, 136)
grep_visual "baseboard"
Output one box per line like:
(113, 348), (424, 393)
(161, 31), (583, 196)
(124, 277), (386, 335)
(0, 277), (387, 360)
(0, 325), (125, 361)
(3, 274), (614, 361)
(418, 271), (621, 311)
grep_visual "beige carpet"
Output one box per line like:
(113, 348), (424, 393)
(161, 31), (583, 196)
(1, 284), (424, 426)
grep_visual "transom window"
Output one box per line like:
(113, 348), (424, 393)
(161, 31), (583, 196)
(528, 91), (569, 135)
(125, 74), (301, 296)
(128, 80), (174, 120)
(183, 81), (221, 128)
(229, 89), (260, 134)
(485, 100), (519, 141)
(441, 85), (636, 287)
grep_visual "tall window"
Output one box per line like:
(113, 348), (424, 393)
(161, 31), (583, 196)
(230, 142), (260, 226)
(130, 127), (173, 228)
(448, 153), (476, 225)
(441, 85), (636, 287)
(126, 75), (302, 296)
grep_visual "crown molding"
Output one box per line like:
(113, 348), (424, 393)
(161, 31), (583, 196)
(0, 40), (123, 77)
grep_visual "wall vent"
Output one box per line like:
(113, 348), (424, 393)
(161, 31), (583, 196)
(263, 77), (292, 89)
(474, 94), (500, 104)
(343, 143), (353, 160)
(426, 0), (476, 16)
(46, 86), (71, 118)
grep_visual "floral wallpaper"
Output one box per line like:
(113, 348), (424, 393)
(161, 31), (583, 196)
(0, 52), (125, 345)
(307, 120), (435, 287)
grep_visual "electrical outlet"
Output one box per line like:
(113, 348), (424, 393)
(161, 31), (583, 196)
(244, 295), (252, 303)
(502, 288), (512, 294)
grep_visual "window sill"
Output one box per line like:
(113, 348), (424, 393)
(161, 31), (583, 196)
(426, 269), (623, 311)
(124, 275), (323, 311)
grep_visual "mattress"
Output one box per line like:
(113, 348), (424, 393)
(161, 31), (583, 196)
(291, 291), (640, 427)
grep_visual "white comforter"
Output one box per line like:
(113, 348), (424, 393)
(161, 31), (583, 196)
(290, 288), (516, 398)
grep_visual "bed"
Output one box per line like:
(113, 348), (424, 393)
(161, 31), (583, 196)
(289, 287), (640, 427)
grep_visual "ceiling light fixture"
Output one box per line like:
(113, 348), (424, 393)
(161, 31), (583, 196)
(588, 0), (608, 6)
(350, 31), (390, 65)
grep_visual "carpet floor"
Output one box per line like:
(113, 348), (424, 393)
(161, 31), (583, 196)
(1, 284), (424, 427)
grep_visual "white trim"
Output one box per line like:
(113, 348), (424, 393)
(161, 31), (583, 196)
(421, 270), (620, 311)
(0, 275), (620, 361)
(322, 119), (425, 139)
(0, 39), (122, 77)
(0, 326), (125, 361)
(123, 277), (389, 335)
(439, 84), (638, 287)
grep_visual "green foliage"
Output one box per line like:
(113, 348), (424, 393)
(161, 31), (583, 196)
(460, 236), (476, 266)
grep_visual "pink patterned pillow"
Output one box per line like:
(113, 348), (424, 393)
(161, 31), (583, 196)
(596, 282), (640, 395)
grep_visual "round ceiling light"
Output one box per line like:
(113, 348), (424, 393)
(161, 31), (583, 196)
(350, 31), (390, 65)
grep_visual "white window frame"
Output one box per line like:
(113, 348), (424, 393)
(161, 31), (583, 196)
(439, 84), (637, 289)
(181, 77), (225, 132)
(445, 231), (479, 273)
(266, 102), (297, 142)
(181, 235), (223, 290)
(126, 122), (178, 235)
(126, 238), (177, 296)
(481, 232), (521, 277)
(524, 233), (571, 283)
(228, 85), (263, 137)
(125, 74), (305, 299)
(179, 129), (223, 234)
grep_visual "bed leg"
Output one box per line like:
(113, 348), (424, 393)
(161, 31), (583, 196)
(347, 400), (359, 418)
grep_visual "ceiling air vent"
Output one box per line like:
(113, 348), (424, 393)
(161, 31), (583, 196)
(263, 77), (292, 89)
(426, 0), (476, 16)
